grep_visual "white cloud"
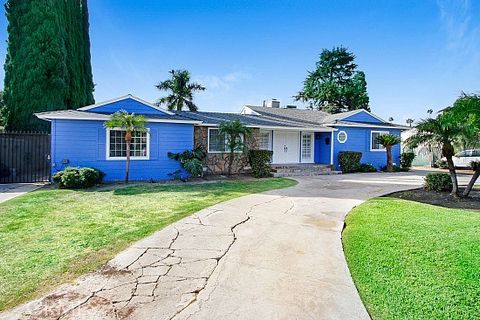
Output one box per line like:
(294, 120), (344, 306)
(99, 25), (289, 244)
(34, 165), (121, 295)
(437, 0), (480, 63)
(194, 71), (251, 91)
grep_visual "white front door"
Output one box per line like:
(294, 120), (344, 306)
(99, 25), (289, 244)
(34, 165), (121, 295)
(273, 131), (300, 164)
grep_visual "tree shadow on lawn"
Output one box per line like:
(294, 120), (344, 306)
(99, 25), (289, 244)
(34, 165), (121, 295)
(385, 188), (480, 211)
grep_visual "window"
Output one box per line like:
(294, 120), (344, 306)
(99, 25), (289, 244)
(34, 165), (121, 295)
(259, 131), (272, 150)
(208, 128), (244, 153)
(107, 129), (149, 160)
(371, 131), (389, 151)
(337, 131), (348, 143)
(301, 132), (313, 161)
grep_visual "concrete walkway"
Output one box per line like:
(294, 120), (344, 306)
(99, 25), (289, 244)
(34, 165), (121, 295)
(0, 183), (43, 204)
(2, 172), (432, 320)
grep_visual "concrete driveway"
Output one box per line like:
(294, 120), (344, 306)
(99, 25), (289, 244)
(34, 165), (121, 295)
(2, 172), (440, 320)
(0, 183), (43, 204)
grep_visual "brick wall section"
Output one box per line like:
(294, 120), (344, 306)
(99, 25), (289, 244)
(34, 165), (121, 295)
(194, 126), (260, 175)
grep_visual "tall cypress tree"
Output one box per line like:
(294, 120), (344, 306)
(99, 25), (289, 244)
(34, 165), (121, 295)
(3, 0), (94, 132)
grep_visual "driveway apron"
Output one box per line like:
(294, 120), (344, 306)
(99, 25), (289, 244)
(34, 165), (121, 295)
(1, 173), (428, 320)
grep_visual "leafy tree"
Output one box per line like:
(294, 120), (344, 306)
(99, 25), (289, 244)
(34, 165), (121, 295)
(446, 93), (480, 197)
(3, 0), (94, 132)
(0, 91), (5, 129)
(377, 134), (401, 172)
(218, 120), (251, 176)
(104, 110), (147, 183)
(155, 70), (205, 111)
(295, 47), (369, 113)
(406, 113), (465, 197)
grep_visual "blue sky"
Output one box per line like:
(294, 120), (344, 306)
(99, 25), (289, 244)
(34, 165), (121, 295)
(0, 0), (479, 124)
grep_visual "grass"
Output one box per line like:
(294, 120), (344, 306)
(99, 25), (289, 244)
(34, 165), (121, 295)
(342, 198), (480, 319)
(0, 178), (296, 311)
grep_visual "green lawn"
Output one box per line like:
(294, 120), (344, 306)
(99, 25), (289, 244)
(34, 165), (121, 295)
(0, 178), (296, 311)
(343, 198), (480, 320)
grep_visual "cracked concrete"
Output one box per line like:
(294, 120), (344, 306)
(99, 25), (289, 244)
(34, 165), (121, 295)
(1, 172), (437, 320)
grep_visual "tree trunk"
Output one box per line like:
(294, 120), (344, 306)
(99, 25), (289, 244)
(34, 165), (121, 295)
(228, 151), (234, 176)
(463, 168), (480, 197)
(125, 131), (132, 183)
(445, 155), (459, 197)
(443, 143), (459, 197)
(386, 145), (393, 172)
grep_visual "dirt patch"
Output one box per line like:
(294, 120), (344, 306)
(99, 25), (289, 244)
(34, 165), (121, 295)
(385, 188), (480, 211)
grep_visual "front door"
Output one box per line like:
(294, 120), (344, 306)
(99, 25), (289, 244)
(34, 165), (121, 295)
(273, 131), (300, 164)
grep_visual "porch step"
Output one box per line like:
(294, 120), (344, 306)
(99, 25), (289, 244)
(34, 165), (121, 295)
(271, 164), (335, 177)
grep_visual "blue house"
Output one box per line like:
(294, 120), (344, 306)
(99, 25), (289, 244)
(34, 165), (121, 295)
(36, 95), (408, 181)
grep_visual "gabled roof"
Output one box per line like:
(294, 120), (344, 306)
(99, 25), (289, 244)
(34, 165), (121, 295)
(77, 94), (174, 115)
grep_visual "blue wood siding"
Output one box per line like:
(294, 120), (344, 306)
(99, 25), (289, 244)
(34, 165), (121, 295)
(88, 98), (168, 115)
(51, 119), (193, 181)
(314, 132), (332, 164)
(343, 111), (384, 124)
(332, 126), (401, 170)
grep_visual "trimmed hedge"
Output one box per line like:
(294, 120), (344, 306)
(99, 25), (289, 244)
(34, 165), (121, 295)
(424, 172), (452, 192)
(248, 150), (273, 178)
(52, 167), (105, 189)
(338, 151), (362, 173)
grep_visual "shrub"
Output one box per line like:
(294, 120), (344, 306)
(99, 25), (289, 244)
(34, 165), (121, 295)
(400, 152), (415, 170)
(52, 167), (104, 189)
(168, 146), (206, 178)
(338, 151), (362, 173)
(435, 159), (448, 169)
(248, 150), (273, 178)
(424, 173), (452, 192)
(357, 163), (377, 172)
(381, 165), (402, 172)
(183, 158), (203, 177)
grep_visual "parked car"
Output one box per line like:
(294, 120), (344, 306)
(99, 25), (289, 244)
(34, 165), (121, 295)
(442, 149), (480, 168)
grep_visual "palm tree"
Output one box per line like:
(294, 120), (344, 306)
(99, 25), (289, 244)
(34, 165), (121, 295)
(406, 118), (414, 127)
(104, 110), (147, 183)
(218, 120), (252, 176)
(155, 69), (205, 111)
(377, 134), (401, 172)
(405, 112), (465, 196)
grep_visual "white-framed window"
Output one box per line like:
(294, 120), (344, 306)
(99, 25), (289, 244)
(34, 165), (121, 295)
(208, 128), (244, 153)
(259, 130), (272, 150)
(106, 128), (150, 160)
(337, 131), (348, 143)
(301, 132), (313, 162)
(370, 130), (389, 151)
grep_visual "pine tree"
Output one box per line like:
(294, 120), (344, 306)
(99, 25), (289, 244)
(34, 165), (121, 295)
(3, 0), (94, 132)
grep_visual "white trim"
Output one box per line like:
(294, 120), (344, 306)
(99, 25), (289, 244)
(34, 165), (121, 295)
(337, 131), (348, 143)
(78, 94), (174, 115)
(207, 127), (244, 154)
(324, 123), (407, 130)
(35, 112), (201, 124)
(106, 128), (151, 160)
(330, 131), (334, 165)
(370, 130), (389, 152)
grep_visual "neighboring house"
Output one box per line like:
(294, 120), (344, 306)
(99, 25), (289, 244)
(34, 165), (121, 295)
(36, 95), (408, 181)
(401, 128), (442, 166)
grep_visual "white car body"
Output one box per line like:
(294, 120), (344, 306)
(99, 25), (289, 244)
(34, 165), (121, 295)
(444, 149), (480, 168)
